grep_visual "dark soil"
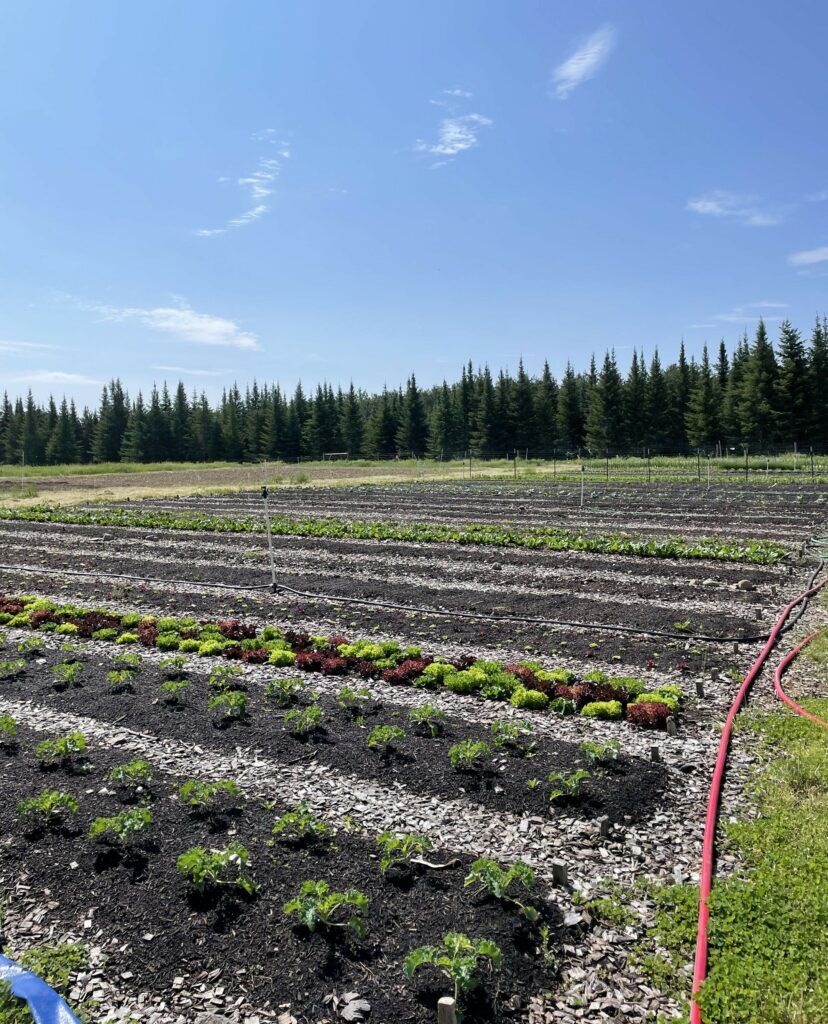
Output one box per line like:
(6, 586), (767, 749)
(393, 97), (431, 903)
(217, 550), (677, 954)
(0, 727), (562, 1022)
(0, 649), (668, 824)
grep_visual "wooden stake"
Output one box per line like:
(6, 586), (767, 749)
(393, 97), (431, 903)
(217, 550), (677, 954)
(666, 716), (678, 736)
(438, 997), (457, 1024)
(695, 679), (705, 698)
(649, 745), (661, 762)
(551, 859), (568, 886)
(598, 815), (611, 837)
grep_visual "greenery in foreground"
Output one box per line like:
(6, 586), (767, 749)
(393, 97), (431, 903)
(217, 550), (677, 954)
(0, 503), (789, 563)
(0, 943), (88, 1024)
(644, 691), (828, 1024)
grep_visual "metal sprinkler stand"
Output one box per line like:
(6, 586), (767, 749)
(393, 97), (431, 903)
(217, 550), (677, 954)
(261, 485), (277, 592)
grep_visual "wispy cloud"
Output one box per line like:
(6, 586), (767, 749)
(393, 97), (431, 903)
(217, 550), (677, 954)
(197, 136), (290, 236)
(787, 245), (828, 267)
(551, 24), (616, 99)
(686, 190), (785, 227)
(77, 297), (261, 351)
(0, 340), (60, 354)
(805, 189), (828, 203)
(415, 89), (492, 168)
(443, 88), (472, 98)
(9, 370), (102, 385)
(713, 303), (786, 324)
(151, 365), (230, 377)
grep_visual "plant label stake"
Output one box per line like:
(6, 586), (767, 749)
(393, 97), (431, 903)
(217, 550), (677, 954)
(695, 679), (705, 698)
(437, 996), (457, 1024)
(261, 485), (277, 591)
(551, 859), (568, 886)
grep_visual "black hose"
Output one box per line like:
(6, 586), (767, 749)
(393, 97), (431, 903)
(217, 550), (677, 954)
(0, 557), (824, 646)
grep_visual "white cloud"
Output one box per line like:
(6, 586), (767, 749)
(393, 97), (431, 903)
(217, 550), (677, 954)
(0, 340), (60, 354)
(443, 88), (472, 98)
(80, 297), (261, 350)
(713, 305), (784, 324)
(197, 147), (289, 236)
(686, 190), (784, 226)
(151, 365), (229, 377)
(551, 24), (616, 99)
(415, 113), (493, 160)
(805, 189), (828, 203)
(787, 245), (828, 266)
(10, 370), (102, 385)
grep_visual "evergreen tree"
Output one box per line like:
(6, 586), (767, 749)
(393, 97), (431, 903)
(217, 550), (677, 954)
(585, 351), (625, 451)
(395, 374), (428, 455)
(534, 361), (558, 453)
(774, 321), (809, 445)
(808, 318), (828, 448)
(365, 388), (398, 457)
(120, 392), (147, 461)
(45, 397), (79, 464)
(685, 345), (719, 447)
(737, 319), (778, 446)
(340, 383), (364, 457)
(556, 363), (583, 450)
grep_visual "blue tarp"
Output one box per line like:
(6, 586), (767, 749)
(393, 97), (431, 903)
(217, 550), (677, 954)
(0, 954), (82, 1024)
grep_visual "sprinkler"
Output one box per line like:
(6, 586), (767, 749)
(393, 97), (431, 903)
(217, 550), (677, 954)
(260, 485), (277, 591)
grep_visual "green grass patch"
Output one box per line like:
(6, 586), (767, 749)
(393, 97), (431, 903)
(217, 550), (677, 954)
(644, 697), (828, 1024)
(0, 504), (789, 564)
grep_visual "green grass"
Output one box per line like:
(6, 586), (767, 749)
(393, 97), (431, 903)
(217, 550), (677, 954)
(0, 503), (789, 563)
(644, 694), (828, 1024)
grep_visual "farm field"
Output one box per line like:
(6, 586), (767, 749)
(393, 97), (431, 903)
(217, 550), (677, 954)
(0, 480), (825, 1024)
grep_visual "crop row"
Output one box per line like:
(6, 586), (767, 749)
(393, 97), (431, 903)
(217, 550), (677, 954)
(0, 504), (789, 563)
(0, 593), (683, 729)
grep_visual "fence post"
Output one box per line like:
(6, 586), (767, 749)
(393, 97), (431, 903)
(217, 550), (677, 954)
(605, 451), (609, 481)
(647, 448), (651, 483)
(697, 448), (701, 485)
(811, 446), (815, 482)
(744, 446), (749, 483)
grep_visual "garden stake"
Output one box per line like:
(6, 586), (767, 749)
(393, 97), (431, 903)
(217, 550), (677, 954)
(665, 717), (677, 736)
(695, 679), (705, 698)
(649, 745), (660, 763)
(551, 859), (568, 887)
(437, 996), (457, 1024)
(261, 485), (277, 591)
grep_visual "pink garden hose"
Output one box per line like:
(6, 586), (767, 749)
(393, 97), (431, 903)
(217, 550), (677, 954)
(690, 575), (827, 1024)
(772, 633), (828, 729)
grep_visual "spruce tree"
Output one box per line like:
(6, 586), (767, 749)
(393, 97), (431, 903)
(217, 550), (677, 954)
(774, 321), (809, 445)
(395, 375), (428, 455)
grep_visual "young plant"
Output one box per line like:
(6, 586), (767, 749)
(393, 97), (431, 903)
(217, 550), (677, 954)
(0, 659), (26, 680)
(264, 676), (302, 707)
(284, 701), (325, 737)
(35, 732), (87, 770)
(177, 842), (258, 897)
(18, 789), (79, 828)
(159, 655), (189, 680)
(490, 719), (536, 756)
(208, 663), (244, 692)
(404, 932), (502, 1003)
(106, 669), (136, 692)
(271, 801), (332, 844)
(407, 704), (446, 737)
(109, 759), (153, 802)
(464, 858), (538, 921)
(579, 739), (621, 766)
(178, 778), (243, 817)
(449, 740), (493, 773)
(366, 724), (405, 754)
(208, 689), (248, 726)
(375, 832), (434, 875)
(114, 651), (142, 671)
(88, 806), (153, 849)
(0, 713), (18, 750)
(336, 685), (372, 718)
(158, 678), (189, 704)
(547, 768), (590, 803)
(17, 636), (44, 658)
(283, 880), (369, 938)
(51, 661), (83, 690)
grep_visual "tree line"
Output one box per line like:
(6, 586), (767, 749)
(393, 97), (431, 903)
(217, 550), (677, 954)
(1, 317), (827, 467)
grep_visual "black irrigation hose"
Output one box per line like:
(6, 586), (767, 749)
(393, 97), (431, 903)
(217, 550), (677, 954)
(0, 556), (824, 647)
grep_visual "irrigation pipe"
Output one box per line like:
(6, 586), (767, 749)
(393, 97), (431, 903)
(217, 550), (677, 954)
(0, 953), (82, 1024)
(0, 558), (824, 646)
(773, 633), (828, 729)
(689, 572), (828, 1024)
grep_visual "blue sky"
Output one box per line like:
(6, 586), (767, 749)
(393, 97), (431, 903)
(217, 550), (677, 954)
(2, 0), (827, 405)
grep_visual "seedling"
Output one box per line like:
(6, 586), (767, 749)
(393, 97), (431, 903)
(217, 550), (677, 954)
(580, 739), (621, 766)
(449, 740), (493, 772)
(407, 704), (446, 737)
(284, 701), (325, 737)
(35, 732), (87, 770)
(376, 832), (433, 874)
(106, 669), (135, 692)
(464, 857), (538, 921)
(17, 637), (44, 658)
(177, 842), (258, 896)
(0, 659), (26, 680)
(159, 655), (189, 680)
(366, 724), (404, 754)
(271, 801), (332, 844)
(547, 768), (590, 802)
(264, 677), (302, 707)
(404, 931), (502, 1003)
(0, 714), (18, 749)
(18, 789), (79, 828)
(114, 651), (142, 671)
(109, 759), (153, 802)
(50, 661), (83, 690)
(337, 685), (372, 718)
(283, 880), (369, 938)
(158, 678), (189, 705)
(178, 778), (243, 817)
(88, 807), (153, 849)
(490, 719), (536, 756)
(208, 689), (247, 726)
(208, 663), (244, 692)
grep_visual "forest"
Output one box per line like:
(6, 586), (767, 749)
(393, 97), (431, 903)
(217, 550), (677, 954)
(2, 317), (827, 466)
